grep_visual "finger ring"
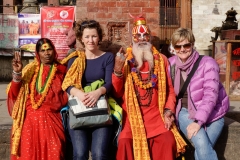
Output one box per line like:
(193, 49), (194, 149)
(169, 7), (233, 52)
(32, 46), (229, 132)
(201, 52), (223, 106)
(91, 99), (94, 102)
(116, 52), (121, 56)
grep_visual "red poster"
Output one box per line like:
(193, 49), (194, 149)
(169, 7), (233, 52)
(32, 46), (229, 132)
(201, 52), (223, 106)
(41, 6), (75, 59)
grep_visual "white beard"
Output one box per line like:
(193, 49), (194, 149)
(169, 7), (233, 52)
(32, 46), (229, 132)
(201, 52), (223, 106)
(132, 41), (154, 70)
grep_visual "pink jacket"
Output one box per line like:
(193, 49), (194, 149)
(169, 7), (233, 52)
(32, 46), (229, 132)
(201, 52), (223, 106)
(168, 55), (229, 126)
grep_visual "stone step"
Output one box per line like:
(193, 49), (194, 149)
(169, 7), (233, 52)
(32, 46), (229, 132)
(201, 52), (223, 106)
(225, 111), (240, 123)
(0, 125), (11, 160)
(179, 116), (240, 160)
(1, 116), (240, 160)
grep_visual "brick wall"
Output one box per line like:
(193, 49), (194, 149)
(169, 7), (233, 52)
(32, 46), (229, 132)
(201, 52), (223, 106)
(3, 0), (15, 13)
(73, 0), (160, 52)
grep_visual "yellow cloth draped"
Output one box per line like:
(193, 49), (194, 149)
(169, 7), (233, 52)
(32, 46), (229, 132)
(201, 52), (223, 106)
(124, 47), (186, 160)
(61, 50), (86, 91)
(5, 51), (83, 156)
(6, 52), (80, 156)
(6, 60), (38, 156)
(61, 50), (123, 125)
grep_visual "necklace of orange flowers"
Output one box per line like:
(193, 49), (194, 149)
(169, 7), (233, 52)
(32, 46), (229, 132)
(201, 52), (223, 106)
(30, 63), (57, 109)
(127, 47), (159, 89)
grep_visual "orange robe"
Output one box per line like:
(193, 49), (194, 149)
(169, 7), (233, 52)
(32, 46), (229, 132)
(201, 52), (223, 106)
(8, 64), (68, 160)
(112, 56), (176, 140)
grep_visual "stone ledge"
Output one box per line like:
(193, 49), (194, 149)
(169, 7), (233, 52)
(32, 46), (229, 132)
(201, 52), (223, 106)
(226, 111), (240, 123)
(0, 125), (11, 143)
(1, 117), (240, 160)
(0, 125), (11, 160)
(0, 144), (10, 160)
(179, 117), (240, 160)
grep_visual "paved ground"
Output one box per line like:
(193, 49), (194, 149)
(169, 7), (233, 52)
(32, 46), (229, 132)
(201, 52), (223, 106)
(0, 82), (12, 125)
(0, 82), (239, 126)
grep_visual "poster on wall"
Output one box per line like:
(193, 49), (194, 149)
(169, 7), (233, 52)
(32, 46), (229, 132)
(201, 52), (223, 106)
(41, 6), (75, 59)
(0, 14), (19, 56)
(18, 13), (41, 54)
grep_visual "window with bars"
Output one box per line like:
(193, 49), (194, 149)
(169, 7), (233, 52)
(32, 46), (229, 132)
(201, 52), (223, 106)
(159, 0), (180, 27)
(0, 0), (3, 13)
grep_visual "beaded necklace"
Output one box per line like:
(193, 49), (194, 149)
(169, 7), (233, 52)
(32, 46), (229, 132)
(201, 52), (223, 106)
(30, 63), (57, 109)
(134, 70), (153, 106)
(127, 48), (159, 90)
(36, 63), (54, 93)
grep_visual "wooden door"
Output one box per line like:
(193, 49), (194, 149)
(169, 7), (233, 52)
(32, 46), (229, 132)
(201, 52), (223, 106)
(159, 0), (192, 44)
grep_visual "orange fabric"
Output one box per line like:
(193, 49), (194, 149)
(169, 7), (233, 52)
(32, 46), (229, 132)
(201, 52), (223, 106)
(113, 61), (175, 139)
(147, 131), (177, 160)
(8, 64), (68, 160)
(117, 131), (176, 160)
(112, 48), (186, 159)
(61, 50), (86, 91)
(6, 60), (38, 156)
(116, 139), (134, 160)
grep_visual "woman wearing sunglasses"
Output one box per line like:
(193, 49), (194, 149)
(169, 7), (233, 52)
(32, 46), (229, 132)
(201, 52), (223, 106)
(168, 28), (229, 160)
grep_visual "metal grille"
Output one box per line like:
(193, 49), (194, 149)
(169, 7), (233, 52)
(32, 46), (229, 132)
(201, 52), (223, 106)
(159, 0), (180, 43)
(160, 7), (180, 26)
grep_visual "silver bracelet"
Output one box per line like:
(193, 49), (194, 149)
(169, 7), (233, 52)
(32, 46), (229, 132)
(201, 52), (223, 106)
(12, 70), (22, 75)
(114, 71), (123, 77)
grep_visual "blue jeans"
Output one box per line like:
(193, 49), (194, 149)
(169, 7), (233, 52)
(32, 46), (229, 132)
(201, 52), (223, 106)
(67, 118), (112, 160)
(178, 108), (224, 160)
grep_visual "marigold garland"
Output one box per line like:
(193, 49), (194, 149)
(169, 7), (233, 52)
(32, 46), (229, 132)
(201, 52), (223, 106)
(124, 46), (187, 159)
(30, 63), (57, 109)
(36, 63), (54, 93)
(127, 47), (160, 89)
(6, 59), (61, 156)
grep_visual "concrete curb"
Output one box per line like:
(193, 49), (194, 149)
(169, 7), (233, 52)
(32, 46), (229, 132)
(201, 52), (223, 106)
(0, 125), (11, 160)
(181, 117), (240, 160)
(1, 117), (240, 160)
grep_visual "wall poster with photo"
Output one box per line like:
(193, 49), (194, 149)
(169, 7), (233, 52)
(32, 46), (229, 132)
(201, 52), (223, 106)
(18, 13), (41, 56)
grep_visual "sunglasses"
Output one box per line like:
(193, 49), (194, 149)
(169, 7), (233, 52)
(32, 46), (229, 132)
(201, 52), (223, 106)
(174, 43), (192, 50)
(80, 20), (98, 27)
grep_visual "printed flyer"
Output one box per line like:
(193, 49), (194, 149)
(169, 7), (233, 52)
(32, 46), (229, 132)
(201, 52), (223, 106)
(41, 6), (75, 59)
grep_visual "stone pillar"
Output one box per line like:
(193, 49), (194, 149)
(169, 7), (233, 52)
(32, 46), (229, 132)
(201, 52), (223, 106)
(20, 0), (38, 14)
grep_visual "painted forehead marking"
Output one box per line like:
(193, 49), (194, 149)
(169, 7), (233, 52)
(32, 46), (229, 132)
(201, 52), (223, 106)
(132, 25), (150, 35)
(41, 43), (51, 50)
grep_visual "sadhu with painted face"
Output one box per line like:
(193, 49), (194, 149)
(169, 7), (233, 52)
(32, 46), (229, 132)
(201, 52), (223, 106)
(7, 38), (68, 160)
(112, 15), (187, 160)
